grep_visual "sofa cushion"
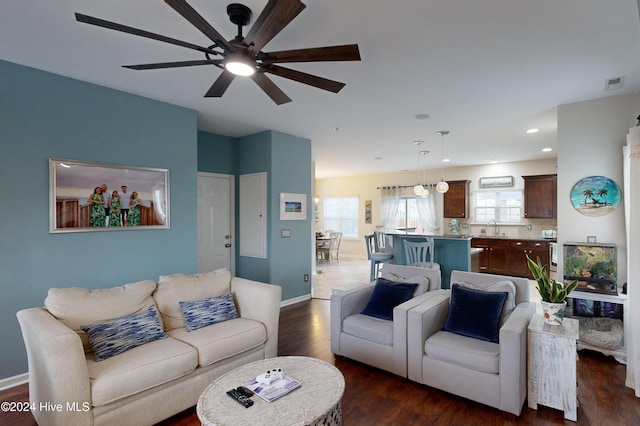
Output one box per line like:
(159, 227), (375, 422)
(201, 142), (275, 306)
(81, 305), (168, 361)
(380, 271), (429, 296)
(425, 331), (500, 374)
(168, 318), (266, 367)
(179, 291), (240, 332)
(154, 268), (232, 330)
(343, 314), (393, 346)
(454, 279), (516, 326)
(443, 284), (507, 343)
(361, 278), (418, 321)
(44, 279), (158, 352)
(87, 337), (198, 407)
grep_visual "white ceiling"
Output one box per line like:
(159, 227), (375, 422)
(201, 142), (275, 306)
(2, 1), (640, 178)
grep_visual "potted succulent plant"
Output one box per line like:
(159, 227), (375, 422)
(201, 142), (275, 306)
(526, 255), (578, 325)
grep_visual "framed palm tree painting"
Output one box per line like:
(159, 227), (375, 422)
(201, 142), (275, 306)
(569, 175), (621, 217)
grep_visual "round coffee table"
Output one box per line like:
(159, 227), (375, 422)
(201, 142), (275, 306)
(197, 356), (345, 426)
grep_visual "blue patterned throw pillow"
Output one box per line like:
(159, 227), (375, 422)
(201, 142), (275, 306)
(179, 291), (240, 332)
(81, 305), (167, 362)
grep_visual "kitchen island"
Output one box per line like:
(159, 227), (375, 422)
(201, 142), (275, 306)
(385, 232), (472, 289)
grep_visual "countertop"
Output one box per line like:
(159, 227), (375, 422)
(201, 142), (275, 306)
(385, 231), (555, 242)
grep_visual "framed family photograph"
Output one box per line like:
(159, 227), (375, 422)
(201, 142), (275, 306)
(50, 158), (170, 233)
(279, 193), (307, 220)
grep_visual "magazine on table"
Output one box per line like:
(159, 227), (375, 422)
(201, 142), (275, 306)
(242, 375), (301, 402)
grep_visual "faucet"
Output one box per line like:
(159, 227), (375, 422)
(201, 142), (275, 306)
(487, 219), (499, 236)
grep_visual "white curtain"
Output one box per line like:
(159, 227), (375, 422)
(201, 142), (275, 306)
(380, 186), (401, 230)
(415, 184), (439, 234)
(624, 128), (640, 396)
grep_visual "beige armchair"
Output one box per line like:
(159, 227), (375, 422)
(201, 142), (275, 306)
(331, 264), (442, 377)
(407, 270), (535, 417)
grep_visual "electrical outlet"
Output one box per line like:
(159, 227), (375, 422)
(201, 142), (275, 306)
(527, 224), (532, 230)
(304, 274), (309, 282)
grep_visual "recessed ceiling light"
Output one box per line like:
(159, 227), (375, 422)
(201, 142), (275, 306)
(443, 158), (450, 163)
(526, 128), (539, 134)
(415, 114), (430, 120)
(542, 147), (552, 152)
(331, 126), (341, 131)
(484, 159), (498, 164)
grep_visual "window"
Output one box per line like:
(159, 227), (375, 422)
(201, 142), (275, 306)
(393, 198), (423, 232)
(323, 197), (359, 238)
(473, 190), (523, 224)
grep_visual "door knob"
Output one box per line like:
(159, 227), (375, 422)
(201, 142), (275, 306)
(225, 243), (232, 248)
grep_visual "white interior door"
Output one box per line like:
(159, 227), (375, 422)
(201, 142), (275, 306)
(198, 173), (234, 274)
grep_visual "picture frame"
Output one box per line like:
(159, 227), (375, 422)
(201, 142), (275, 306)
(479, 176), (514, 188)
(280, 193), (306, 221)
(50, 158), (169, 233)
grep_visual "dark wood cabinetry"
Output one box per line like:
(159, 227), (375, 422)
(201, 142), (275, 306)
(471, 237), (550, 279)
(443, 180), (470, 218)
(523, 174), (557, 218)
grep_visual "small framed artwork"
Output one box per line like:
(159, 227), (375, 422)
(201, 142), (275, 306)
(365, 200), (372, 224)
(280, 193), (307, 220)
(50, 158), (169, 233)
(479, 176), (514, 188)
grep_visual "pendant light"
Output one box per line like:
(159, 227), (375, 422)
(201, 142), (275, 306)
(435, 131), (450, 194)
(419, 150), (430, 198)
(413, 141), (425, 196)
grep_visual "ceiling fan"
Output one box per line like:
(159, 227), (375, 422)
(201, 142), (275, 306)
(75, 0), (361, 105)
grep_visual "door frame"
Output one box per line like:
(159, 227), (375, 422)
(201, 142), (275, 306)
(197, 172), (235, 276)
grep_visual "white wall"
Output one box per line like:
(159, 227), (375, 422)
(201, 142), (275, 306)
(316, 158), (557, 258)
(557, 92), (640, 285)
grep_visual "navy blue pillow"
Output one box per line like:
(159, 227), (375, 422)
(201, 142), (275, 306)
(361, 278), (418, 321)
(443, 284), (508, 343)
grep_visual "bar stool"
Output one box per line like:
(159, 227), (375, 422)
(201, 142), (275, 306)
(403, 238), (440, 269)
(365, 234), (393, 281)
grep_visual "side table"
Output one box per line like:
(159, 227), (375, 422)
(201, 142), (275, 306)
(527, 314), (579, 421)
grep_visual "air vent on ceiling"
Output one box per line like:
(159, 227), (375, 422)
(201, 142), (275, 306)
(605, 76), (625, 91)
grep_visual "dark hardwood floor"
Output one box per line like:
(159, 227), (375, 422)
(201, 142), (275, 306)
(2, 299), (638, 425)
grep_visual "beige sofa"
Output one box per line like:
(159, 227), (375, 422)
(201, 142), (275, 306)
(16, 268), (281, 426)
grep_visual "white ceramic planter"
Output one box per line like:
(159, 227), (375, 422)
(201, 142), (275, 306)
(541, 301), (566, 325)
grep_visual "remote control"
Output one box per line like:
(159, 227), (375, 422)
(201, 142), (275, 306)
(236, 386), (254, 397)
(226, 389), (254, 408)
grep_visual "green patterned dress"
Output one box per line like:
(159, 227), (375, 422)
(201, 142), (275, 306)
(109, 197), (121, 227)
(89, 194), (105, 227)
(128, 197), (142, 226)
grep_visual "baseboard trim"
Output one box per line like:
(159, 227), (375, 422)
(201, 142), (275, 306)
(0, 372), (28, 391)
(281, 294), (311, 307)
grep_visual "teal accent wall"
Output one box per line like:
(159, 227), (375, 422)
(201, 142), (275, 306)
(0, 60), (198, 379)
(199, 130), (312, 300)
(236, 132), (273, 281)
(197, 131), (237, 175)
(269, 131), (312, 300)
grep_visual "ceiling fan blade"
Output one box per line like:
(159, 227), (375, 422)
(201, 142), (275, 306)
(75, 13), (214, 55)
(164, 0), (235, 52)
(124, 59), (223, 70)
(250, 73), (292, 105)
(244, 0), (306, 54)
(205, 71), (236, 97)
(261, 65), (345, 93)
(260, 44), (361, 64)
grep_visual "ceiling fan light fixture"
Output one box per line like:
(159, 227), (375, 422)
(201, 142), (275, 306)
(224, 53), (255, 76)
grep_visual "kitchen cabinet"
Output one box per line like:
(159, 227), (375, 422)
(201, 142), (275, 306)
(443, 180), (470, 218)
(523, 174), (557, 218)
(471, 237), (550, 279)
